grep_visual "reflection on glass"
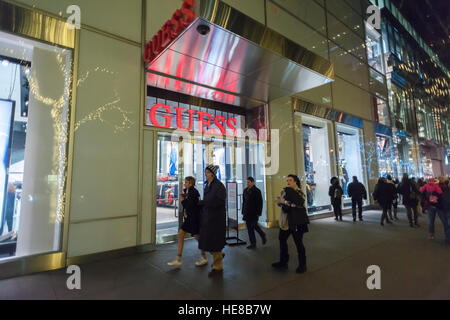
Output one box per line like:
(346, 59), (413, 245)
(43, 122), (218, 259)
(393, 133), (417, 178)
(365, 23), (384, 73)
(376, 135), (397, 179)
(302, 117), (332, 214)
(372, 95), (390, 126)
(336, 124), (367, 207)
(156, 136), (180, 244)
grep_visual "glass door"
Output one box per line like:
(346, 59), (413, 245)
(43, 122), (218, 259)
(155, 133), (266, 243)
(155, 134), (181, 244)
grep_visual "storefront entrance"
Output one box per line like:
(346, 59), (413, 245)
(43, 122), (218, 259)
(155, 132), (266, 244)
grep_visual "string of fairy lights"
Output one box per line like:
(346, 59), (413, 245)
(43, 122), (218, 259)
(11, 45), (135, 223)
(397, 57), (450, 98)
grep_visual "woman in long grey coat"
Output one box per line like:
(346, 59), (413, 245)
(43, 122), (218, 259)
(198, 165), (227, 277)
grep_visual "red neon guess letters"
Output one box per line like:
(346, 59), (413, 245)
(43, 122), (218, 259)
(144, 0), (195, 63)
(149, 104), (238, 137)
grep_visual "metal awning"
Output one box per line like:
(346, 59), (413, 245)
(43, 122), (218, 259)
(147, 0), (334, 108)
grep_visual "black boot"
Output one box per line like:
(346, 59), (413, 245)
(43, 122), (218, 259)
(272, 254), (288, 269)
(272, 261), (288, 269)
(296, 256), (307, 274)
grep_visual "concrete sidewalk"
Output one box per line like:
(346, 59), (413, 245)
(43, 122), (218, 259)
(0, 208), (449, 300)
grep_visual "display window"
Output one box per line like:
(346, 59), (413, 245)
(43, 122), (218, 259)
(376, 134), (397, 179)
(336, 123), (368, 207)
(301, 115), (332, 215)
(393, 132), (417, 178)
(0, 32), (72, 259)
(365, 23), (384, 74)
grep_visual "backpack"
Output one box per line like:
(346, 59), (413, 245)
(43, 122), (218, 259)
(441, 189), (450, 210)
(409, 184), (418, 200)
(427, 192), (438, 205)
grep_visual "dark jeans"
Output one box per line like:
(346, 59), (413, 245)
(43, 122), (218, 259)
(426, 207), (449, 240)
(405, 205), (418, 225)
(381, 203), (391, 224)
(332, 200), (342, 219)
(352, 198), (363, 219)
(279, 228), (306, 267)
(246, 219), (266, 245)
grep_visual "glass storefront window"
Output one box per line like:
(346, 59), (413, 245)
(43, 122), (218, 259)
(327, 13), (367, 62)
(376, 135), (397, 179)
(369, 68), (388, 101)
(302, 116), (332, 215)
(381, 22), (389, 54)
(154, 133), (268, 243)
(365, 23), (384, 73)
(372, 96), (390, 126)
(0, 32), (72, 259)
(336, 123), (367, 207)
(393, 132), (417, 178)
(327, 0), (365, 39)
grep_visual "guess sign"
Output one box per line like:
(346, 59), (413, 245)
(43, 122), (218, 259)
(148, 104), (239, 137)
(144, 0), (195, 63)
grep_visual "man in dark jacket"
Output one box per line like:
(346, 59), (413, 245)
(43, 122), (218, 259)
(242, 177), (266, 249)
(347, 176), (367, 222)
(373, 178), (393, 226)
(397, 174), (420, 228)
(198, 165), (227, 277)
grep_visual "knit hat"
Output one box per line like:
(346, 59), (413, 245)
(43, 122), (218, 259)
(205, 164), (219, 176)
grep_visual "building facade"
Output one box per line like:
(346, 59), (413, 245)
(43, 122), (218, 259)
(0, 0), (447, 278)
(369, 0), (450, 180)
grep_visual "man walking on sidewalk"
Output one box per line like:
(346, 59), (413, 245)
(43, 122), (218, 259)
(347, 176), (367, 222)
(242, 177), (267, 249)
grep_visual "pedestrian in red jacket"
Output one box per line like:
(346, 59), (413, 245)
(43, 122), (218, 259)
(420, 179), (444, 240)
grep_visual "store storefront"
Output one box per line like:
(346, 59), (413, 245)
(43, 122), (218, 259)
(141, 0), (334, 242)
(145, 89), (268, 243)
(1, 0), (343, 277)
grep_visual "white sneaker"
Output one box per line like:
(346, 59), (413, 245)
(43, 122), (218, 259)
(195, 257), (208, 267)
(168, 258), (182, 267)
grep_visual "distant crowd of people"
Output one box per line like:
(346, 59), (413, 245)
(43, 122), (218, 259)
(373, 174), (450, 242)
(329, 173), (450, 243)
(167, 166), (449, 278)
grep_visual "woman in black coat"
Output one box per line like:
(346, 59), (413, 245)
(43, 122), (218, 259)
(198, 165), (227, 277)
(272, 174), (310, 274)
(168, 176), (206, 267)
(329, 177), (343, 221)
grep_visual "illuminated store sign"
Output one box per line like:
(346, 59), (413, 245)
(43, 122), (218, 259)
(144, 0), (195, 63)
(148, 103), (238, 137)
